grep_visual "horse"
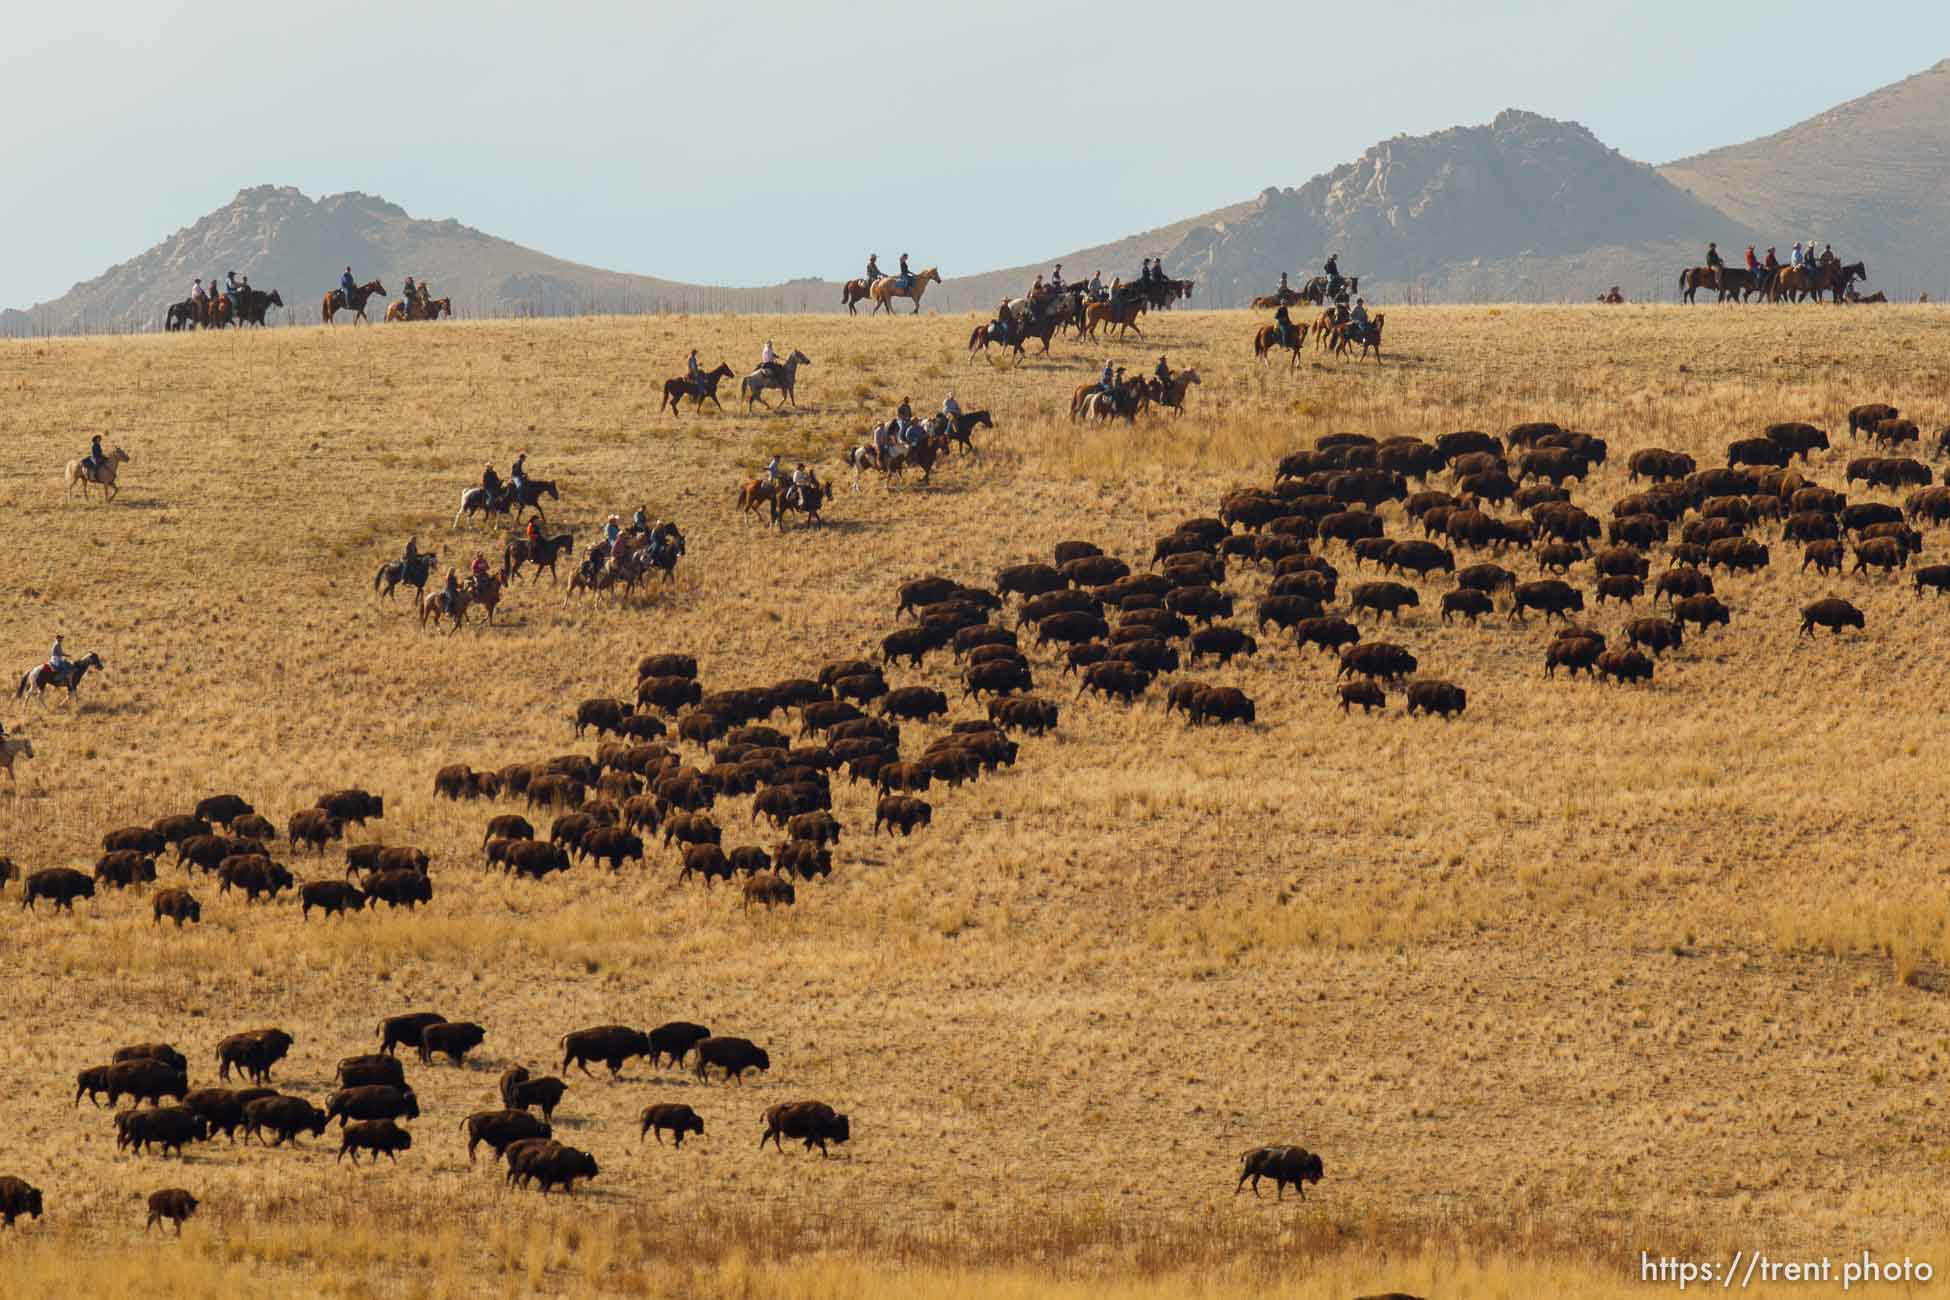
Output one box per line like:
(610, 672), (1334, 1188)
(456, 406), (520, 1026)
(323, 280), (388, 325)
(375, 551), (438, 601)
(14, 652), (105, 706)
(508, 478), (560, 521)
(1250, 290), (1304, 311)
(738, 478), (779, 519)
(935, 409), (991, 454)
(65, 446), (131, 502)
(1300, 275), (1358, 305)
(469, 573), (502, 625)
(770, 481), (827, 529)
(420, 583), (470, 633)
(1679, 267), (1721, 304)
(1311, 309), (1340, 349)
(1333, 313), (1386, 362)
(868, 266), (942, 315)
(232, 288), (283, 326)
(841, 279), (874, 315)
(970, 313), (1059, 359)
(1156, 370), (1201, 415)
(207, 295), (234, 328)
(502, 532), (573, 583)
(0, 736), (32, 783)
(893, 434), (949, 484)
(741, 350), (810, 411)
(661, 363), (733, 416)
(1081, 298), (1145, 340)
(453, 487), (512, 528)
(1253, 323), (1304, 366)
(385, 300), (411, 323)
(164, 300), (200, 331)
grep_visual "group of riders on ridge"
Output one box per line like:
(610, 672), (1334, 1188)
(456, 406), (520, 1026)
(1697, 239), (1857, 295)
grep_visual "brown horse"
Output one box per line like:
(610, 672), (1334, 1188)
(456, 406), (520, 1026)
(1249, 290), (1304, 310)
(502, 532), (572, 583)
(1332, 313), (1386, 362)
(324, 280), (388, 325)
(1253, 323), (1303, 366)
(738, 478), (778, 518)
(868, 267), (941, 315)
(65, 445), (131, 501)
(1679, 267), (1721, 304)
(469, 573), (501, 625)
(660, 363), (733, 415)
(841, 280), (873, 315)
(1155, 370), (1201, 415)
(1081, 298), (1145, 340)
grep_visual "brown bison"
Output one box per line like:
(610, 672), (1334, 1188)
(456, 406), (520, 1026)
(337, 1118), (413, 1164)
(640, 1102), (706, 1147)
(380, 1011), (447, 1056)
(762, 1100), (851, 1156)
(21, 866), (95, 911)
(1801, 597), (1865, 636)
(1236, 1145), (1324, 1200)
(1511, 579), (1583, 622)
(218, 1028), (294, 1083)
(463, 1108), (552, 1162)
(1625, 618), (1684, 657)
(505, 1139), (599, 1194)
(0, 1176), (42, 1227)
(1337, 642), (1417, 683)
(242, 1094), (327, 1146)
(326, 1084), (420, 1127)
(1596, 648), (1654, 685)
(695, 1035), (771, 1084)
(874, 795), (933, 836)
(560, 1024), (654, 1077)
(300, 880), (366, 920)
(1404, 680), (1466, 718)
(1338, 681), (1386, 713)
(420, 1021), (487, 1066)
(145, 1187), (198, 1234)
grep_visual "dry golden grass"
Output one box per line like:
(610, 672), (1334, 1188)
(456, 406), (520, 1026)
(3, 304), (1950, 1296)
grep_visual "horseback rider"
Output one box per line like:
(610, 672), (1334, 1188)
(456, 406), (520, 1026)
(1705, 242), (1723, 272)
(510, 452), (527, 503)
(83, 435), (105, 481)
(896, 396), (913, 428)
(1348, 297), (1371, 342)
(789, 462), (813, 509)
(1109, 275), (1124, 308)
(1049, 264), (1064, 294)
(1763, 246), (1779, 277)
(941, 390), (961, 427)
(481, 462), (502, 508)
(687, 349), (704, 396)
(403, 276), (418, 314)
(1278, 270), (1290, 299)
(990, 299), (1013, 344)
(1324, 252), (1343, 300)
(897, 253), (912, 292)
(765, 455), (784, 490)
(47, 635), (70, 683)
(225, 270), (242, 307)
(470, 552), (490, 582)
(874, 417), (900, 467)
(402, 534), (421, 578)
(416, 278), (432, 311)
(1097, 359), (1115, 396)
(1790, 242), (1804, 270)
(443, 567), (461, 612)
(604, 514), (622, 550)
(1274, 303), (1295, 349)
(1744, 245), (1759, 277)
(1154, 354), (1172, 392)
(1030, 274), (1046, 300)
(340, 266), (357, 309)
(759, 339), (778, 376)
(1820, 242), (1835, 268)
(191, 277), (206, 307)
(866, 253), (882, 285)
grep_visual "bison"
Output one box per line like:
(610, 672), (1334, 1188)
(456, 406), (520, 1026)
(762, 1101), (851, 1156)
(1236, 1146), (1324, 1200)
(694, 1035), (771, 1084)
(463, 1108), (552, 1162)
(1801, 597), (1865, 637)
(338, 1118), (413, 1165)
(560, 1025), (654, 1078)
(1404, 680), (1466, 718)
(420, 1021), (486, 1066)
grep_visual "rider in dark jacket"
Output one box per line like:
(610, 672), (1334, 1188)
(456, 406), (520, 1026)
(482, 463), (502, 506)
(1154, 355), (1172, 390)
(1274, 304), (1295, 349)
(340, 267), (357, 307)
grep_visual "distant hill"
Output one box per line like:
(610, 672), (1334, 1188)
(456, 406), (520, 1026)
(1659, 59), (1950, 298)
(0, 186), (843, 336)
(1149, 110), (1757, 307)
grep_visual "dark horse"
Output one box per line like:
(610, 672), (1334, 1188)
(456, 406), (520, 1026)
(374, 551), (438, 600)
(502, 531), (575, 583)
(770, 481), (827, 530)
(926, 409), (992, 455)
(14, 652), (105, 706)
(508, 478), (560, 521)
(1300, 274), (1357, 305)
(234, 288), (285, 326)
(323, 280), (388, 325)
(660, 363), (733, 416)
(164, 300), (200, 331)
(1680, 266), (1756, 304)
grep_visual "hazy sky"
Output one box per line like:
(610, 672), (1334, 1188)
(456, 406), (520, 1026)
(5, 2), (1945, 307)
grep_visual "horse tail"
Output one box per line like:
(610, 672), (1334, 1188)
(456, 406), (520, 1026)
(373, 565), (386, 594)
(12, 673), (24, 700)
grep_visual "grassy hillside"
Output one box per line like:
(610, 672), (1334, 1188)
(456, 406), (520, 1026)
(2, 304), (1950, 1295)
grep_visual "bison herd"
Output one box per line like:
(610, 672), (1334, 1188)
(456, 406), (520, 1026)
(2, 1010), (851, 1232)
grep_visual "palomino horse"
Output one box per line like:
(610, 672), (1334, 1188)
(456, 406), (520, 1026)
(502, 532), (574, 583)
(0, 736), (32, 782)
(868, 267), (942, 315)
(323, 280), (388, 324)
(1079, 386), (1148, 424)
(660, 363), (733, 415)
(1155, 370), (1201, 415)
(1081, 298), (1145, 340)
(375, 551), (438, 600)
(66, 446), (131, 501)
(14, 652), (105, 706)
(741, 351), (810, 410)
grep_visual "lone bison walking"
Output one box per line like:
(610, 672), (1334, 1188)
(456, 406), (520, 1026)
(1236, 1145), (1325, 1200)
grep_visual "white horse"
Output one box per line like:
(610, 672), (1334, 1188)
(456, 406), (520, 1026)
(65, 446), (130, 501)
(0, 737), (32, 782)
